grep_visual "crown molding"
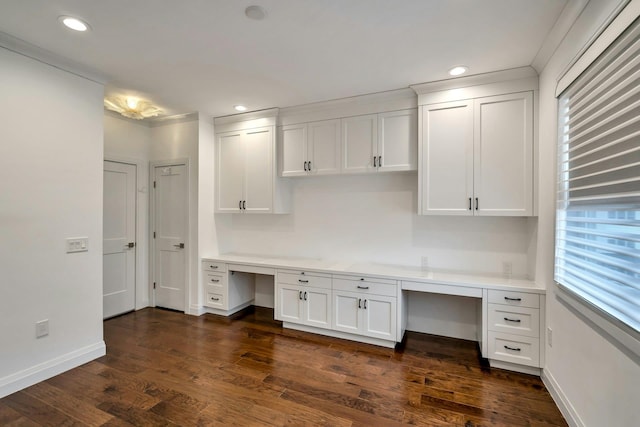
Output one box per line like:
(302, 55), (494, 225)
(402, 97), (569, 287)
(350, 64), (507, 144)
(0, 31), (107, 84)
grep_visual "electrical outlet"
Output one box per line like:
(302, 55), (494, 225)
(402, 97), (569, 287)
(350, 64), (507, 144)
(36, 319), (49, 338)
(502, 261), (513, 278)
(421, 256), (429, 271)
(66, 237), (88, 253)
(547, 327), (553, 347)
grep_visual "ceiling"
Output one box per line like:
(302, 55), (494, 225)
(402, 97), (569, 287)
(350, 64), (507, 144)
(0, 0), (569, 119)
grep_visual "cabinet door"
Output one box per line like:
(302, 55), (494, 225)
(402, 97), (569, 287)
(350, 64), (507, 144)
(342, 114), (377, 173)
(361, 294), (396, 341)
(333, 291), (361, 333)
(308, 119), (341, 176)
(244, 127), (274, 212)
(216, 131), (244, 213)
(302, 287), (332, 329)
(280, 124), (307, 177)
(474, 92), (533, 216)
(276, 284), (303, 323)
(377, 109), (417, 172)
(420, 101), (474, 215)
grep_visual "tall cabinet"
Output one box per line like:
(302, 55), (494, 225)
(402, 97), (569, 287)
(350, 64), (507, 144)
(215, 109), (290, 213)
(413, 68), (537, 217)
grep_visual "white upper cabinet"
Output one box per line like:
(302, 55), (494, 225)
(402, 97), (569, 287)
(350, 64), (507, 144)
(280, 119), (341, 176)
(377, 109), (418, 172)
(419, 91), (533, 216)
(421, 101), (474, 215)
(342, 114), (378, 173)
(215, 111), (289, 214)
(342, 109), (417, 174)
(474, 92), (533, 216)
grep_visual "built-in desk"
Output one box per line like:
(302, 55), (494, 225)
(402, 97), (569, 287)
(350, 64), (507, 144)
(201, 254), (545, 375)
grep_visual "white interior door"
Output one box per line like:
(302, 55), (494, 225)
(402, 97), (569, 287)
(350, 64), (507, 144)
(103, 161), (136, 319)
(154, 164), (187, 311)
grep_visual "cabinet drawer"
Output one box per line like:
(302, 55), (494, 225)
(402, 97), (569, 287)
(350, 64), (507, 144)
(203, 272), (226, 290)
(488, 331), (540, 367)
(277, 271), (332, 289)
(488, 304), (539, 338)
(332, 277), (397, 297)
(204, 292), (225, 309)
(202, 260), (227, 272)
(488, 290), (539, 308)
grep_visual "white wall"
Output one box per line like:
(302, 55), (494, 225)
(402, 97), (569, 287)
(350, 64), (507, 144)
(537, 1), (640, 426)
(0, 47), (105, 397)
(150, 118), (201, 314)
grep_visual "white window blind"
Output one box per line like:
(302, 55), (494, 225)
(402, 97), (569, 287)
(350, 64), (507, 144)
(556, 16), (640, 334)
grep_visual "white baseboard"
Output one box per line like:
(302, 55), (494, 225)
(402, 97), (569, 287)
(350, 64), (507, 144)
(489, 359), (541, 376)
(188, 304), (206, 316)
(541, 369), (584, 427)
(283, 322), (397, 348)
(0, 341), (106, 398)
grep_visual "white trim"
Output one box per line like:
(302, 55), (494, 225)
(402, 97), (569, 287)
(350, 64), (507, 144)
(411, 67), (537, 96)
(556, 284), (640, 357)
(283, 322), (397, 348)
(104, 157), (150, 310)
(542, 369), (585, 427)
(188, 304), (206, 316)
(489, 359), (541, 376)
(202, 301), (254, 317)
(150, 158), (190, 313)
(556, 0), (638, 96)
(0, 31), (106, 84)
(0, 341), (106, 398)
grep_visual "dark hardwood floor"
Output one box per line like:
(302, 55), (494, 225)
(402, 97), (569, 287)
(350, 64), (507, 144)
(0, 307), (567, 426)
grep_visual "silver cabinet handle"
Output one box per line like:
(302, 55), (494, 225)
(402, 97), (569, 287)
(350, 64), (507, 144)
(357, 285), (369, 290)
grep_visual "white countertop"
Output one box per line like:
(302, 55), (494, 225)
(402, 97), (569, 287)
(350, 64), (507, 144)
(203, 253), (545, 294)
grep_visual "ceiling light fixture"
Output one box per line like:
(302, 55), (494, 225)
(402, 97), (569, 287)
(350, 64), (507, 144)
(234, 105), (248, 112)
(104, 96), (163, 120)
(448, 66), (468, 76)
(245, 5), (267, 20)
(59, 16), (90, 32)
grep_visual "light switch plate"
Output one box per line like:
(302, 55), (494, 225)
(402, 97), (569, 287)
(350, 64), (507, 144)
(66, 237), (88, 253)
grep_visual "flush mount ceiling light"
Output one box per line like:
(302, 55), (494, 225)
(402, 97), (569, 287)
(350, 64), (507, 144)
(104, 96), (163, 120)
(59, 16), (90, 32)
(448, 66), (468, 76)
(234, 105), (248, 112)
(245, 5), (267, 20)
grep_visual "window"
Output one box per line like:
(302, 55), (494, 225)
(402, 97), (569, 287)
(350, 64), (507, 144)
(555, 16), (640, 334)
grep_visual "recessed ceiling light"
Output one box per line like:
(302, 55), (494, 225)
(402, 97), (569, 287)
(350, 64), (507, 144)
(245, 5), (267, 20)
(59, 16), (90, 32)
(234, 105), (248, 112)
(448, 66), (468, 76)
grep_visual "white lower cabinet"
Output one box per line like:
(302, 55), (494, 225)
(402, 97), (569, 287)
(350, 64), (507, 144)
(333, 290), (396, 341)
(275, 270), (332, 329)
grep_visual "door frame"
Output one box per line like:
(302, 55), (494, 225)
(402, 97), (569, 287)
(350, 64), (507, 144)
(103, 156), (142, 312)
(149, 158), (190, 312)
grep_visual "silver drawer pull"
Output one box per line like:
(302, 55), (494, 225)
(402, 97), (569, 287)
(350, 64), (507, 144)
(210, 279), (220, 283)
(357, 285), (369, 290)
(298, 279), (309, 283)
(503, 317), (521, 323)
(210, 265), (218, 269)
(504, 345), (521, 352)
(210, 297), (220, 301)
(504, 297), (522, 302)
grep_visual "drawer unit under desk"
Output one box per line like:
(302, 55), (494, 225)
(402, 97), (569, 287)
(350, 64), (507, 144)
(277, 270), (332, 289)
(488, 304), (539, 338)
(332, 275), (397, 297)
(202, 260), (227, 273)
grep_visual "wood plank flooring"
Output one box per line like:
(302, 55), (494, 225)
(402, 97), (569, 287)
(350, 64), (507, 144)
(0, 307), (567, 426)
